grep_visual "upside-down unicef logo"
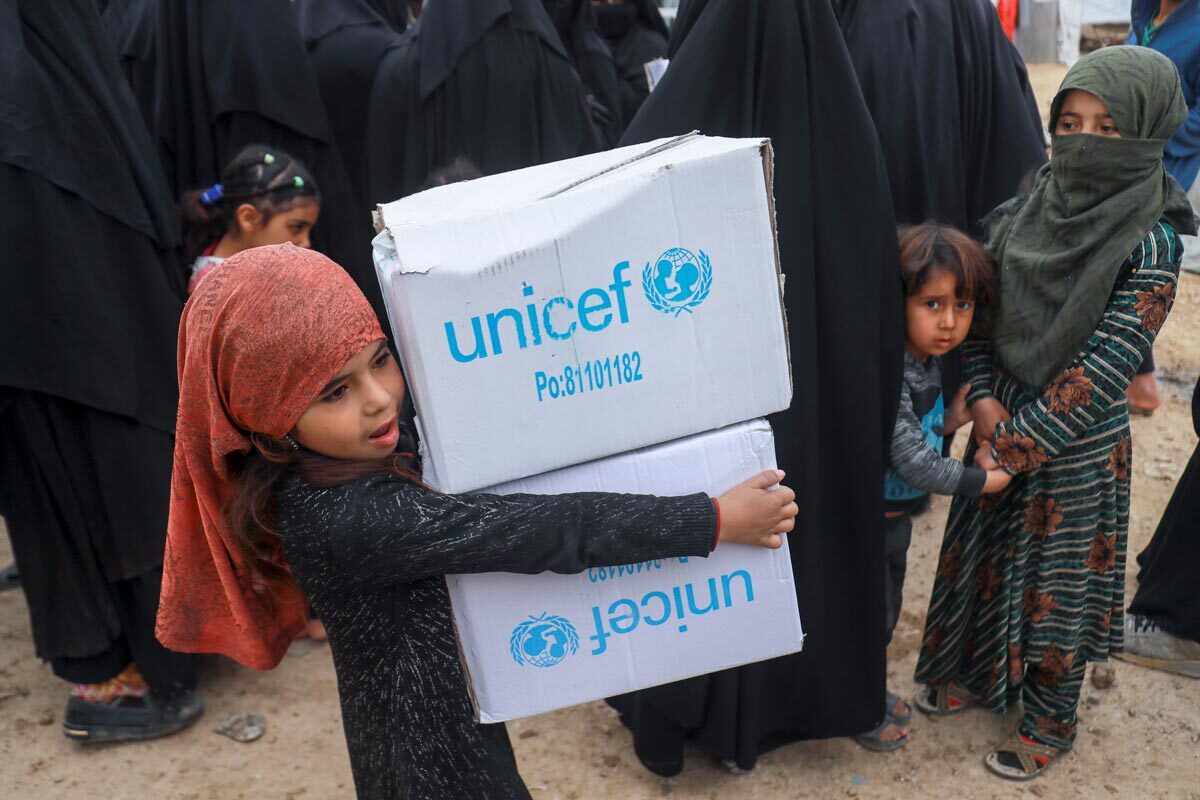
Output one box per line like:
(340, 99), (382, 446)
(642, 247), (713, 316)
(509, 613), (579, 668)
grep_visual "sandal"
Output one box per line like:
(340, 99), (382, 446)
(886, 689), (912, 725)
(913, 683), (974, 717)
(853, 716), (909, 752)
(984, 736), (1064, 781)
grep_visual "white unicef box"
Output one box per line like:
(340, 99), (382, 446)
(438, 419), (804, 723)
(373, 134), (790, 493)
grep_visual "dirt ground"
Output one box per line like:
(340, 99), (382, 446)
(3, 62), (1199, 800)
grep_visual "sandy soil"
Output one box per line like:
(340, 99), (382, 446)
(3, 62), (1198, 800)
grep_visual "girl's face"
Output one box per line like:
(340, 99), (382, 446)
(234, 199), (320, 251)
(292, 339), (406, 460)
(904, 268), (974, 361)
(1054, 89), (1122, 138)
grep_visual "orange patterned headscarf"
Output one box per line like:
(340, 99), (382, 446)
(156, 244), (385, 669)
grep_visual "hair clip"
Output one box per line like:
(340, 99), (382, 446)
(199, 183), (224, 206)
(263, 153), (276, 165)
(293, 176), (305, 188)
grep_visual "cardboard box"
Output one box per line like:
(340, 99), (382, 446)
(373, 134), (790, 493)
(443, 419), (804, 723)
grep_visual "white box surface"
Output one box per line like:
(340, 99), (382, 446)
(444, 419), (804, 723)
(374, 135), (790, 493)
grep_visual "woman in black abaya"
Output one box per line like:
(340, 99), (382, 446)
(366, 0), (602, 201)
(608, 0), (904, 774)
(1119, 375), (1200, 676)
(0, 0), (199, 742)
(97, 0), (157, 133)
(834, 0), (1047, 433)
(154, 0), (388, 330)
(593, 0), (669, 122)
(542, 0), (626, 144)
(294, 0), (406, 226)
(834, 0), (1046, 237)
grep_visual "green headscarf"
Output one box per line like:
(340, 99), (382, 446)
(984, 46), (1197, 389)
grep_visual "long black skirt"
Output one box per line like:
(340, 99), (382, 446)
(0, 390), (194, 693)
(1129, 442), (1200, 643)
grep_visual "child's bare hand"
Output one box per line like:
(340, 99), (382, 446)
(971, 397), (1011, 447)
(944, 384), (972, 433)
(716, 470), (796, 549)
(974, 445), (999, 471)
(982, 468), (1012, 494)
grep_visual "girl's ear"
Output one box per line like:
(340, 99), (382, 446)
(250, 432), (296, 463)
(234, 203), (263, 235)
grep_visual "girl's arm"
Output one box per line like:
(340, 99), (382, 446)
(961, 336), (997, 405)
(319, 478), (720, 587)
(991, 224), (1180, 475)
(961, 335), (1012, 445)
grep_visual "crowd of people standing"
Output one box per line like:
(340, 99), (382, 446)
(1, 0), (1198, 797)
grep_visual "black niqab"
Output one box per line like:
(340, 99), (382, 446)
(595, 0), (669, 122)
(155, 0), (387, 331)
(363, 0), (411, 32)
(294, 0), (406, 219)
(97, 0), (157, 132)
(609, 0), (903, 772)
(836, 0), (1046, 235)
(366, 0), (601, 200)
(543, 0), (625, 144)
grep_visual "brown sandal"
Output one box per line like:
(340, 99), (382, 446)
(984, 737), (1064, 781)
(913, 683), (975, 717)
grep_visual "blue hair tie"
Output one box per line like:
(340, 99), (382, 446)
(199, 183), (224, 206)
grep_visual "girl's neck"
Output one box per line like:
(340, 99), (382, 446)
(211, 233), (245, 259)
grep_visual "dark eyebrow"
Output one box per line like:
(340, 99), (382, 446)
(320, 340), (388, 395)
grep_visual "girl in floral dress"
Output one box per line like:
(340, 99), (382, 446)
(913, 46), (1198, 781)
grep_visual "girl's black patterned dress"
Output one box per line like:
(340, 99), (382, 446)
(276, 473), (717, 799)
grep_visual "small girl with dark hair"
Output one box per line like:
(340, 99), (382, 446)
(156, 244), (798, 799)
(857, 222), (1010, 752)
(180, 145), (321, 294)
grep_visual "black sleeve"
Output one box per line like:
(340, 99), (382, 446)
(324, 476), (717, 587)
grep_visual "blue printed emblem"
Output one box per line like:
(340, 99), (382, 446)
(642, 247), (713, 316)
(509, 613), (579, 668)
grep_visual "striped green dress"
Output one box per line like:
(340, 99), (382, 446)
(915, 221), (1182, 749)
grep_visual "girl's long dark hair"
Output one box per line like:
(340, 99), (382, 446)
(226, 429), (423, 593)
(180, 144), (321, 265)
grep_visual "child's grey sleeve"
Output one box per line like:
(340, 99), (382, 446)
(891, 385), (986, 497)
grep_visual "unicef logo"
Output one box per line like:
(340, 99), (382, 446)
(642, 247), (713, 316)
(509, 613), (579, 668)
